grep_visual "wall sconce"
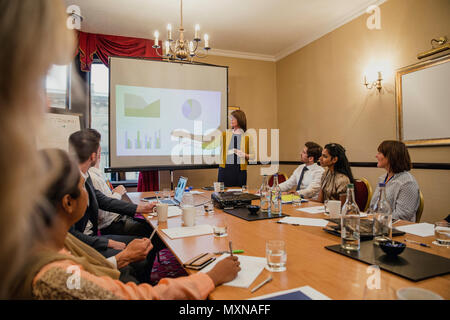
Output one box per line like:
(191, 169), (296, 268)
(363, 71), (383, 92)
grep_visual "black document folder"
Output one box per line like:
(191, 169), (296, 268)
(325, 240), (450, 281)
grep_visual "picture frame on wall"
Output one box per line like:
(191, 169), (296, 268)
(395, 54), (450, 147)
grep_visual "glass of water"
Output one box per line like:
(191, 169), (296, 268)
(204, 201), (215, 215)
(213, 217), (228, 237)
(242, 185), (248, 193)
(434, 221), (450, 246)
(163, 188), (171, 200)
(292, 194), (301, 207)
(266, 240), (287, 272)
(181, 193), (194, 207)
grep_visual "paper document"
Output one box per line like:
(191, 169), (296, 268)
(161, 224), (213, 239)
(201, 254), (267, 288)
(189, 190), (204, 195)
(250, 285), (331, 300)
(227, 188), (243, 192)
(396, 223), (435, 237)
(296, 206), (325, 214)
(168, 206), (182, 217)
(278, 217), (329, 227)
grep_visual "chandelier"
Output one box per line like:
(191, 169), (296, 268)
(152, 0), (210, 61)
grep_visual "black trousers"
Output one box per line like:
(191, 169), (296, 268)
(101, 215), (152, 238)
(98, 217), (166, 284)
(101, 216), (167, 270)
(218, 164), (247, 188)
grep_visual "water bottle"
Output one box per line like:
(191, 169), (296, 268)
(259, 175), (270, 213)
(270, 174), (282, 215)
(341, 184), (360, 251)
(372, 183), (392, 244)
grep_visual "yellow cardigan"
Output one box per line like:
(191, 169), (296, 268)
(219, 130), (256, 170)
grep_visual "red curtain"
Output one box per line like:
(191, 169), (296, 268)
(78, 31), (161, 191)
(78, 31), (162, 71)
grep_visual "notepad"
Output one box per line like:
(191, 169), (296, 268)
(249, 285), (331, 300)
(201, 254), (267, 288)
(296, 206), (325, 214)
(161, 224), (213, 239)
(278, 217), (329, 227)
(396, 223), (435, 237)
(281, 194), (308, 204)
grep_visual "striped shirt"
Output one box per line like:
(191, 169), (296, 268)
(370, 171), (420, 222)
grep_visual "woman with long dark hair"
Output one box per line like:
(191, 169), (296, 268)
(317, 143), (354, 203)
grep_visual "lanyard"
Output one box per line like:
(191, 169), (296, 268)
(384, 173), (394, 184)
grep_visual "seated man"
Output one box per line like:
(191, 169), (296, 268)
(68, 129), (164, 283)
(279, 141), (324, 200)
(88, 142), (143, 237)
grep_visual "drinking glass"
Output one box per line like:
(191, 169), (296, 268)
(162, 188), (171, 200)
(266, 240), (287, 272)
(181, 193), (194, 207)
(213, 217), (228, 237)
(204, 201), (215, 214)
(214, 182), (224, 193)
(434, 221), (450, 247)
(292, 194), (301, 206)
(213, 225), (228, 237)
(242, 185), (248, 193)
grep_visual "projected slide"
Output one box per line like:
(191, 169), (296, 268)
(116, 85), (221, 157)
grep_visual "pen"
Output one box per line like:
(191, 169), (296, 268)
(251, 276), (272, 293)
(229, 241), (233, 257)
(213, 250), (244, 255)
(405, 239), (431, 248)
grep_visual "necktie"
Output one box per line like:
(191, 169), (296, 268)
(296, 166), (309, 191)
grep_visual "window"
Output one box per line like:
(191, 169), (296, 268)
(46, 64), (70, 109)
(90, 62), (138, 181)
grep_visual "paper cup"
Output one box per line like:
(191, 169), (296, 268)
(182, 207), (196, 227)
(325, 200), (341, 218)
(155, 203), (168, 222)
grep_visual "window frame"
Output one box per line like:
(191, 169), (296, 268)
(89, 59), (138, 184)
(46, 63), (71, 113)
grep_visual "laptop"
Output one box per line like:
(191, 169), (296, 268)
(144, 176), (188, 206)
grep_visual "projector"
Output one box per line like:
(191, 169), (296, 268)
(211, 191), (260, 209)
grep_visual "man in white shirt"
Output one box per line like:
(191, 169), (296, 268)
(88, 147), (127, 232)
(279, 142), (324, 200)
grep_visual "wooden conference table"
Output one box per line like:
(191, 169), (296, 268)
(127, 190), (450, 300)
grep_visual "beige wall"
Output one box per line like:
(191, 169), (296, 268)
(159, 55), (278, 191)
(155, 0), (450, 223)
(276, 0), (450, 222)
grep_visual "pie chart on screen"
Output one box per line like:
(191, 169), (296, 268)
(182, 99), (202, 120)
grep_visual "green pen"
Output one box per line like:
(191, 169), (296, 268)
(213, 250), (244, 255)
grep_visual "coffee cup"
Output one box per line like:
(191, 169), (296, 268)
(325, 200), (341, 218)
(153, 203), (168, 222)
(182, 207), (196, 227)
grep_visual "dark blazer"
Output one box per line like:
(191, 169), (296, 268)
(70, 175), (138, 251)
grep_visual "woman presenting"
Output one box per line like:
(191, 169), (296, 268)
(218, 110), (255, 188)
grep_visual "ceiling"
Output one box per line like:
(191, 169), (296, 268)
(64, 0), (386, 61)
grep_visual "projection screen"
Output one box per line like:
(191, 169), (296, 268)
(109, 57), (228, 169)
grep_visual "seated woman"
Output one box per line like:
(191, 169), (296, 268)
(317, 143), (355, 203)
(369, 140), (420, 222)
(13, 149), (240, 300)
